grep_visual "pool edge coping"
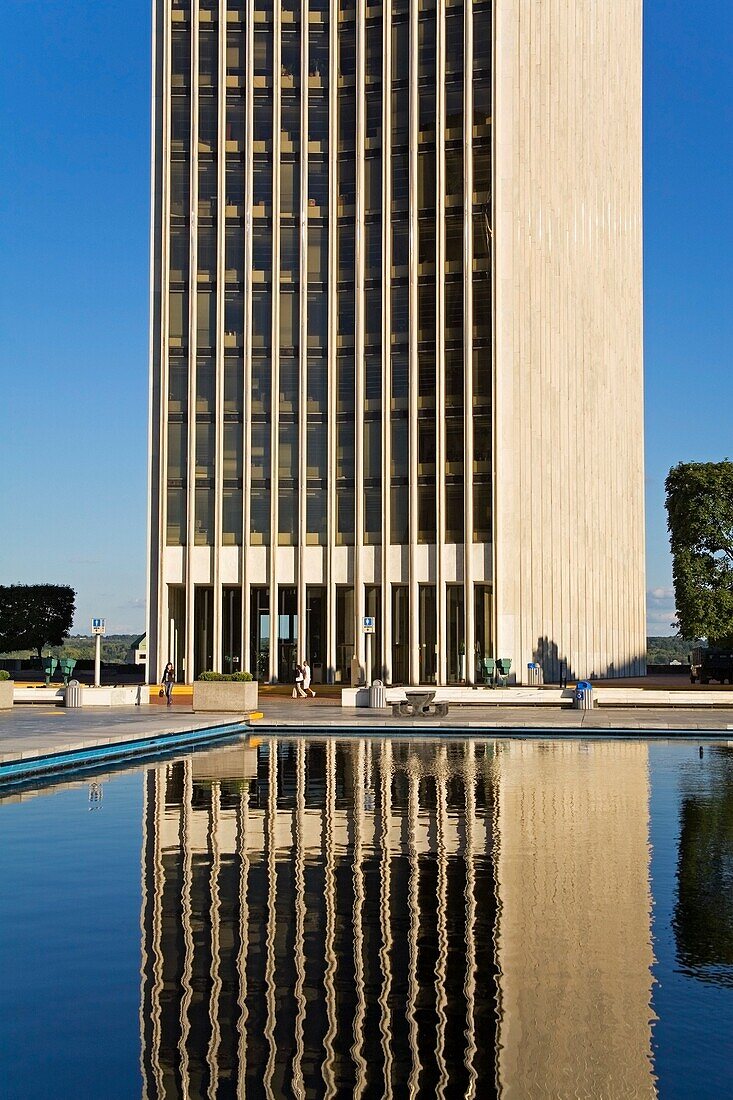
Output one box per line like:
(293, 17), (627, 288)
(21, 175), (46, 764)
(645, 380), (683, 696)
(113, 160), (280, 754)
(0, 720), (250, 787)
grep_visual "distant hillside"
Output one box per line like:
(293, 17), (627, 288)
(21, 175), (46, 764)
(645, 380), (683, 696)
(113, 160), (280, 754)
(0, 634), (140, 664)
(647, 636), (696, 664)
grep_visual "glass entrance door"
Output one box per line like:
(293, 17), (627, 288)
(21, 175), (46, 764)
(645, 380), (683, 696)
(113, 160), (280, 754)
(249, 587), (270, 681)
(306, 586), (326, 683)
(193, 586), (214, 679)
(447, 585), (465, 683)
(222, 587), (242, 674)
(419, 584), (437, 684)
(278, 586), (298, 683)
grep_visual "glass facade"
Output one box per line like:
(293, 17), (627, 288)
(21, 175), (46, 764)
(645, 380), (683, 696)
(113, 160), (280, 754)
(152, 0), (494, 684)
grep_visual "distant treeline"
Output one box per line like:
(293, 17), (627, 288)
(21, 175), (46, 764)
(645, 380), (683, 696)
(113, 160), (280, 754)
(2, 633), (695, 668)
(0, 634), (140, 664)
(646, 636), (695, 665)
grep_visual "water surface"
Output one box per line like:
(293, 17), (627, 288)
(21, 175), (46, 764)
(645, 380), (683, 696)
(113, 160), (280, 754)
(1, 737), (732, 1098)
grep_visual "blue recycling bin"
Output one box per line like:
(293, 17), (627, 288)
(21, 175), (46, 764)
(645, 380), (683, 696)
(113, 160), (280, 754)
(574, 680), (594, 710)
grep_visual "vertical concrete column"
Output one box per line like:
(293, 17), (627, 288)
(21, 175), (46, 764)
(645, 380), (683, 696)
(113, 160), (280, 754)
(297, 0), (310, 663)
(489, 0), (498, 668)
(380, 0), (393, 684)
(462, 0), (474, 682)
(407, 0), (419, 685)
(149, 0), (171, 684)
(185, 0), (201, 684)
(435, 0), (447, 686)
(353, 0), (367, 671)
(326, 0), (338, 683)
(213, 0), (227, 672)
(242, 0), (256, 673)
(268, 0), (283, 682)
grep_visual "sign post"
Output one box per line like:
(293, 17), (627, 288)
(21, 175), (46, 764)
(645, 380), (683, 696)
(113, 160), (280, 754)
(363, 616), (376, 688)
(92, 618), (106, 688)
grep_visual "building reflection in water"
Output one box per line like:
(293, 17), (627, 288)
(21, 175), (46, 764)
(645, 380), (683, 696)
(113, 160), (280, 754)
(140, 739), (655, 1098)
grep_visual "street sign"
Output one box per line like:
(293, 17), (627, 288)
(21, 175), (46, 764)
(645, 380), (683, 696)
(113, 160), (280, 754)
(363, 616), (375, 634)
(91, 618), (106, 636)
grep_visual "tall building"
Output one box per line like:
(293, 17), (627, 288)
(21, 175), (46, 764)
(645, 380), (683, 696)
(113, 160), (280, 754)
(147, 0), (645, 685)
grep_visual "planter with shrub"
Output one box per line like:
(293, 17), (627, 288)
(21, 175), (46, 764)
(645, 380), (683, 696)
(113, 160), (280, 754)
(0, 669), (13, 709)
(192, 671), (258, 713)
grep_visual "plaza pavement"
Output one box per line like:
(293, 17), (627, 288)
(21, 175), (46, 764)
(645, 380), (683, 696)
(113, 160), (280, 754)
(1, 693), (732, 774)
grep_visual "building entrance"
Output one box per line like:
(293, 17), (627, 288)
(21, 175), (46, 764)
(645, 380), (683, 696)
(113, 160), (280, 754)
(193, 586), (213, 679)
(249, 587), (269, 681)
(447, 585), (465, 683)
(306, 587), (326, 683)
(222, 587), (242, 674)
(278, 586), (298, 683)
(419, 585), (437, 684)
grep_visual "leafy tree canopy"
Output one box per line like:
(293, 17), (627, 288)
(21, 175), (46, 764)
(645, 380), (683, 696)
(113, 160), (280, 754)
(666, 462), (733, 646)
(0, 584), (76, 659)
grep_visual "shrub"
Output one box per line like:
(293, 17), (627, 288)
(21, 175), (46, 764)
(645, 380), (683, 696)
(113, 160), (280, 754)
(0, 669), (10, 681)
(197, 670), (254, 682)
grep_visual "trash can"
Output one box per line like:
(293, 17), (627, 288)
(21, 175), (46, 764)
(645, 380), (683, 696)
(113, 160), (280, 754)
(573, 680), (593, 710)
(65, 680), (83, 708)
(526, 662), (544, 686)
(369, 679), (386, 708)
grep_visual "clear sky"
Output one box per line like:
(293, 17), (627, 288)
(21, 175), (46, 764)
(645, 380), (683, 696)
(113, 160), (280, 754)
(1, 0), (731, 637)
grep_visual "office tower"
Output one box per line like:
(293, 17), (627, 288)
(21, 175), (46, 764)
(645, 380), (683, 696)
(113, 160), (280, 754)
(147, 0), (645, 684)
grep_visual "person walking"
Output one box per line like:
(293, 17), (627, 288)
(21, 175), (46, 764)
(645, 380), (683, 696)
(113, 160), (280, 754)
(162, 662), (175, 707)
(302, 659), (316, 697)
(294, 663), (307, 698)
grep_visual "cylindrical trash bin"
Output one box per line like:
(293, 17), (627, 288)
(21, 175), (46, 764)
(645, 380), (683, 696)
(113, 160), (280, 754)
(573, 680), (593, 710)
(369, 679), (386, 708)
(526, 662), (544, 686)
(65, 680), (83, 708)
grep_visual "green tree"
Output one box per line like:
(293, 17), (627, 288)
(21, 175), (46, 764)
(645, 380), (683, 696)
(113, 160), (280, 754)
(665, 461), (733, 645)
(0, 584), (76, 659)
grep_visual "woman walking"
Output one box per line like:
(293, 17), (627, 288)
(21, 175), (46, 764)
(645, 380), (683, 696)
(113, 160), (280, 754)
(162, 662), (175, 707)
(294, 663), (307, 698)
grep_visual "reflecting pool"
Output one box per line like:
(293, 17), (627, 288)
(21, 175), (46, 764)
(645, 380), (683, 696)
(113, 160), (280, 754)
(1, 737), (732, 1098)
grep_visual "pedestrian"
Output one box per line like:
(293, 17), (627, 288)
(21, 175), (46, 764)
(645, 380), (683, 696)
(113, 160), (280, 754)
(162, 661), (175, 707)
(294, 663), (306, 698)
(302, 659), (316, 697)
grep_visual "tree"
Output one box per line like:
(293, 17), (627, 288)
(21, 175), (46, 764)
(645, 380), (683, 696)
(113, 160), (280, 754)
(665, 462), (733, 646)
(0, 584), (76, 659)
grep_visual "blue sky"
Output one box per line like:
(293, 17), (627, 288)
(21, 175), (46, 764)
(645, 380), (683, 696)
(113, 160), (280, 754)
(1, 0), (731, 636)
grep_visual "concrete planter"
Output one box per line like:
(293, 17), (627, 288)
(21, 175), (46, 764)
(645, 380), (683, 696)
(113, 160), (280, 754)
(192, 680), (259, 713)
(0, 680), (13, 709)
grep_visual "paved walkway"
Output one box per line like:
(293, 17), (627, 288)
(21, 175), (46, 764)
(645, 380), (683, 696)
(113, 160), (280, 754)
(257, 698), (733, 732)
(0, 705), (235, 763)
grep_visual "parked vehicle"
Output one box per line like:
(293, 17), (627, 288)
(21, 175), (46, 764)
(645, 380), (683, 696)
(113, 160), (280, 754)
(690, 647), (733, 685)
